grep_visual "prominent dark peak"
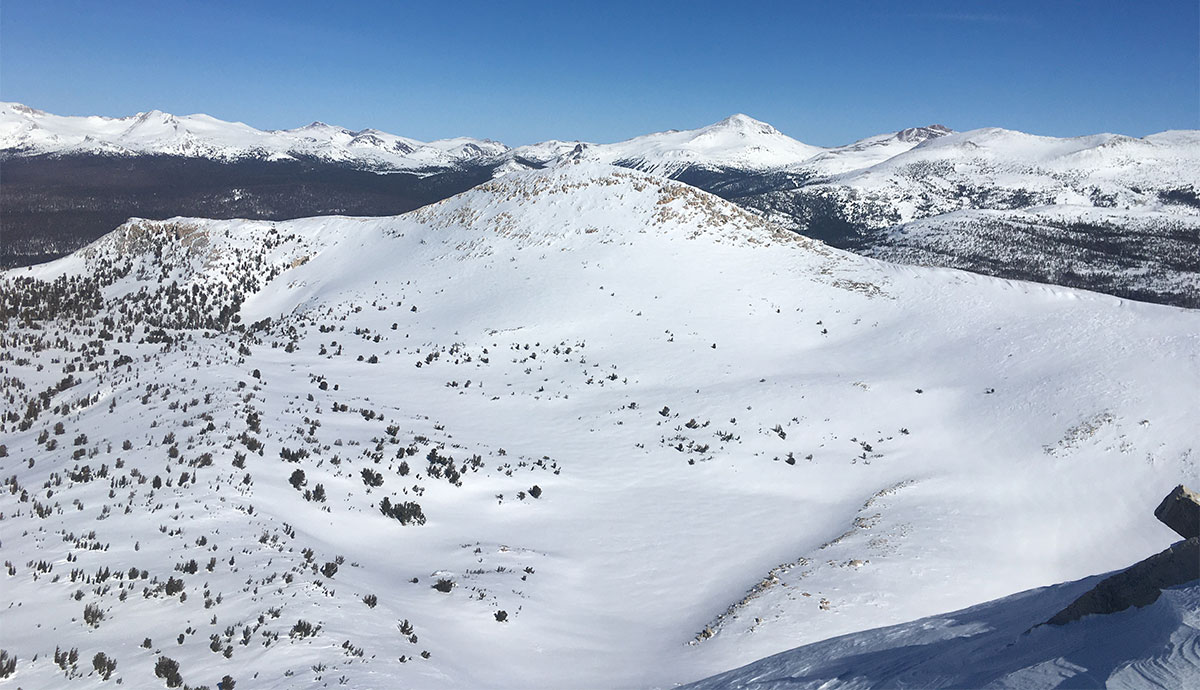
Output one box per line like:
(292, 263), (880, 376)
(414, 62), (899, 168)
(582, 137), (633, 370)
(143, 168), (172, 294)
(896, 124), (953, 143)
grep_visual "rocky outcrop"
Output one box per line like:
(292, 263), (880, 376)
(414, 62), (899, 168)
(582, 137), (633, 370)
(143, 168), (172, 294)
(1155, 484), (1200, 539)
(1045, 485), (1200, 626)
(1046, 537), (1199, 625)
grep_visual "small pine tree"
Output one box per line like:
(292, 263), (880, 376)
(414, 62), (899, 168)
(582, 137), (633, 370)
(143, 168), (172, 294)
(154, 656), (182, 687)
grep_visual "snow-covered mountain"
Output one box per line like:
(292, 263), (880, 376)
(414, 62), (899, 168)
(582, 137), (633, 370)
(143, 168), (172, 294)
(0, 102), (507, 172)
(822, 126), (1200, 215)
(1, 161), (1196, 688)
(0, 103), (869, 176)
(725, 127), (1200, 307)
(3, 102), (1197, 307)
(570, 114), (827, 175)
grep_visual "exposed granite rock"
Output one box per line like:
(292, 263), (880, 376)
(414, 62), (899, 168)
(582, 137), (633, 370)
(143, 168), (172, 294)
(1155, 484), (1200, 539)
(1047, 536), (1199, 626)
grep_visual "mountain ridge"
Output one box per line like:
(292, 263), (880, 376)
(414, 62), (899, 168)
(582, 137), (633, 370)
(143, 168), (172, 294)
(3, 102), (1196, 309)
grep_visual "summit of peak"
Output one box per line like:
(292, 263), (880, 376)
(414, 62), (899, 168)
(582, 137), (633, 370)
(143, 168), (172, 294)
(712, 113), (780, 135)
(895, 124), (953, 143)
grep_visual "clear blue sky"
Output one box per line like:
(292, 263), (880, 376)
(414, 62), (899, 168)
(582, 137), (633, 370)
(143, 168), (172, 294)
(2, 0), (1196, 146)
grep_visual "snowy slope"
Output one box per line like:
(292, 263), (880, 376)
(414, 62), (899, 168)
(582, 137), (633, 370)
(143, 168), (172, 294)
(686, 575), (1200, 689)
(0, 102), (507, 172)
(1, 162), (1198, 689)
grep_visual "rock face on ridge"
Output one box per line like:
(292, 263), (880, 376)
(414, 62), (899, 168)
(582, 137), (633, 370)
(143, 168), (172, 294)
(1045, 537), (1198, 626)
(1155, 484), (1200, 539)
(1046, 484), (1200, 626)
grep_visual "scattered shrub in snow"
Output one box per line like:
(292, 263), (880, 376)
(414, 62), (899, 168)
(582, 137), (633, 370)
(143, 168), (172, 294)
(290, 619), (319, 639)
(92, 651), (116, 680)
(379, 497), (426, 525)
(83, 602), (105, 628)
(154, 656), (182, 687)
(289, 469), (306, 490)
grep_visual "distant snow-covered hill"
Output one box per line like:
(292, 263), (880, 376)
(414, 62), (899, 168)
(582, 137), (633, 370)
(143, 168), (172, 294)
(0, 102), (507, 172)
(573, 113), (827, 175)
(1, 161), (1197, 688)
(705, 127), (1200, 307)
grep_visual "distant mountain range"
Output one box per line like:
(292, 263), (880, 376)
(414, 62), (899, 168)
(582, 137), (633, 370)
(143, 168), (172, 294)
(3, 102), (1197, 306)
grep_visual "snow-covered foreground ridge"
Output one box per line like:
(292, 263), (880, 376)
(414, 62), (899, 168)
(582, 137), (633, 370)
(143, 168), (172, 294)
(1, 162), (1197, 689)
(685, 574), (1200, 689)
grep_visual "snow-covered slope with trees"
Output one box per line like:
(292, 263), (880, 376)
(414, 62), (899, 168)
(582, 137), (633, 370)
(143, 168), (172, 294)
(1, 161), (1196, 688)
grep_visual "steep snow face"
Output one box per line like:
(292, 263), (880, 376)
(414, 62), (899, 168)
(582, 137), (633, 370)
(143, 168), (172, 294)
(0, 102), (508, 172)
(686, 576), (1200, 689)
(579, 114), (828, 174)
(1, 162), (1198, 689)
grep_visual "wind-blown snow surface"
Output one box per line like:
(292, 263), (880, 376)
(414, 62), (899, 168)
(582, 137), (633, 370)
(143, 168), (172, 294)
(1, 162), (1197, 689)
(686, 576), (1200, 689)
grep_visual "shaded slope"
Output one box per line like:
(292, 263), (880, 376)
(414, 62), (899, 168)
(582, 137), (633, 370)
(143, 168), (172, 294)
(685, 576), (1200, 689)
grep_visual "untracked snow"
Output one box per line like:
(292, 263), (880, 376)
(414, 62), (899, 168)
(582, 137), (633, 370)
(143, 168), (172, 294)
(0, 161), (1197, 689)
